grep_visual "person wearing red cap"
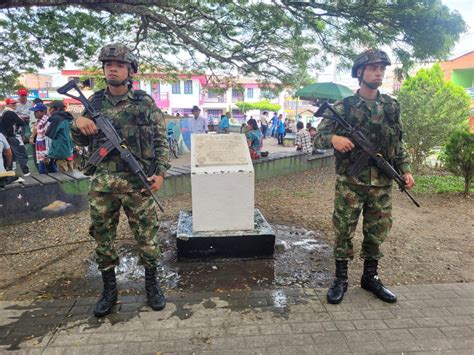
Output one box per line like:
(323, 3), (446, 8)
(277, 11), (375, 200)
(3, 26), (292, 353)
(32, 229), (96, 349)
(0, 98), (30, 175)
(16, 88), (34, 138)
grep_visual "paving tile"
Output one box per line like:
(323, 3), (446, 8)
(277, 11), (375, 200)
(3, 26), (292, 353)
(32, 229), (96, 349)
(439, 325), (474, 338)
(416, 338), (453, 351)
(258, 324), (292, 335)
(443, 315), (474, 326)
(361, 309), (395, 320)
(408, 327), (446, 339)
(138, 340), (177, 353)
(343, 330), (377, 342)
(352, 319), (387, 330)
(348, 340), (385, 353)
(419, 307), (454, 317)
(383, 317), (419, 329)
(447, 337), (474, 349)
(244, 335), (280, 348)
(375, 328), (414, 341)
(289, 321), (325, 334)
(414, 316), (449, 327)
(328, 310), (365, 321)
(381, 339), (423, 352)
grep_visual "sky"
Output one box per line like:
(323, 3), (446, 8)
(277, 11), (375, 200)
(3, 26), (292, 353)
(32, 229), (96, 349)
(443, 0), (474, 58)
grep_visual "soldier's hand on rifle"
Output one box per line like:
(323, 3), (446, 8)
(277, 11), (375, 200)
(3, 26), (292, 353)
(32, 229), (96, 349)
(403, 173), (416, 190)
(76, 116), (99, 136)
(331, 135), (355, 153)
(142, 175), (164, 194)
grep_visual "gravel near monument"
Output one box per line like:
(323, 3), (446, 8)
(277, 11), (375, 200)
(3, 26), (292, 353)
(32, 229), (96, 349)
(0, 166), (472, 301)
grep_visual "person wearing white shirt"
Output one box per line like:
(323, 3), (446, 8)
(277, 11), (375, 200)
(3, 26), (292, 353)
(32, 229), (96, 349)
(188, 105), (208, 134)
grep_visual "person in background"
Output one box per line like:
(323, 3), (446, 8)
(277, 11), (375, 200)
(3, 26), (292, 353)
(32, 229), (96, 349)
(276, 114), (286, 145)
(45, 101), (75, 172)
(295, 121), (312, 155)
(270, 112), (278, 137)
(218, 112), (230, 134)
(15, 88), (34, 140)
(188, 105), (207, 134)
(0, 98), (30, 176)
(306, 122), (312, 130)
(29, 103), (56, 174)
(0, 132), (17, 186)
(260, 111), (269, 139)
(246, 118), (262, 160)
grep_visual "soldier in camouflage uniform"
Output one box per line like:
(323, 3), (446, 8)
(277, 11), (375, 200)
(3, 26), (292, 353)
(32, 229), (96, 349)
(314, 49), (416, 304)
(71, 44), (170, 316)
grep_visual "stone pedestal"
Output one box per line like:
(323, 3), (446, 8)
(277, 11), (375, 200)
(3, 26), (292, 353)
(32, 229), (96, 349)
(178, 133), (275, 259)
(191, 134), (254, 232)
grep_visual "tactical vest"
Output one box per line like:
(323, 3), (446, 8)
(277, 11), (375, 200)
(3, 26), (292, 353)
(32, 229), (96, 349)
(84, 89), (156, 174)
(334, 95), (402, 176)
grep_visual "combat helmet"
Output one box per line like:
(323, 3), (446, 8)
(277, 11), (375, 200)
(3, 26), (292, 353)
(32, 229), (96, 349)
(351, 49), (391, 78)
(98, 43), (138, 73)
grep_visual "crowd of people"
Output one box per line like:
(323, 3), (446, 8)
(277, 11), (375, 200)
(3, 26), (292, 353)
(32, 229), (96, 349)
(0, 89), (76, 185)
(184, 105), (323, 160)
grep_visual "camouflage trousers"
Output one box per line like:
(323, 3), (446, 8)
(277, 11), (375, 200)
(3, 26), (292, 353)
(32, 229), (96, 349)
(332, 181), (393, 261)
(88, 190), (160, 271)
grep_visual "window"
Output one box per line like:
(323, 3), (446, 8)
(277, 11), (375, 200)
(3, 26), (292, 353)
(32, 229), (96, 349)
(232, 88), (243, 98)
(184, 80), (193, 94)
(247, 88), (254, 99)
(172, 81), (181, 94)
(207, 90), (219, 98)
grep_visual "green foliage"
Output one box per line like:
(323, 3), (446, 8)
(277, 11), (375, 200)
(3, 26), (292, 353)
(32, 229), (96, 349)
(235, 100), (281, 113)
(412, 175), (474, 194)
(398, 63), (471, 170)
(440, 122), (473, 196)
(0, 0), (466, 92)
(235, 102), (253, 113)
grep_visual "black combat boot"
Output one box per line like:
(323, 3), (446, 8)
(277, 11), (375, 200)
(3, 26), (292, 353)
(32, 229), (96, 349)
(327, 260), (349, 304)
(145, 267), (166, 311)
(94, 268), (118, 317)
(361, 260), (397, 303)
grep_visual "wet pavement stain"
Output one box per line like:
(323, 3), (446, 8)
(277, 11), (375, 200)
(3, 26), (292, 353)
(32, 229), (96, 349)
(86, 221), (334, 294)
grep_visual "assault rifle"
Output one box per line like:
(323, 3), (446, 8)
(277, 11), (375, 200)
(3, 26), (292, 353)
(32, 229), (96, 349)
(315, 102), (420, 207)
(57, 80), (165, 212)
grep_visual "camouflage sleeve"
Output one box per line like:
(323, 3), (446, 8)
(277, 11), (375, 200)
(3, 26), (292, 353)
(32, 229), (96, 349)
(393, 118), (412, 174)
(149, 104), (171, 176)
(313, 102), (345, 149)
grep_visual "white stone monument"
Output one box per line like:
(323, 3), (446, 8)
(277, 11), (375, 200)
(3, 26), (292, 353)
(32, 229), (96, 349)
(176, 133), (275, 259)
(191, 134), (254, 232)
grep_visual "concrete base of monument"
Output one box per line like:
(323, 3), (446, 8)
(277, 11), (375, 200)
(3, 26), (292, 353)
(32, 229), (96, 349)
(176, 209), (275, 259)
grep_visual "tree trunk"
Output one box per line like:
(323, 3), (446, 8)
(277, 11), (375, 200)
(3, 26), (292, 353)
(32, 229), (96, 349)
(464, 175), (471, 197)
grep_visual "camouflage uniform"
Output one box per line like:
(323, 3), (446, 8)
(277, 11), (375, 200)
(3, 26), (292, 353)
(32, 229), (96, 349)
(315, 92), (412, 261)
(71, 89), (170, 270)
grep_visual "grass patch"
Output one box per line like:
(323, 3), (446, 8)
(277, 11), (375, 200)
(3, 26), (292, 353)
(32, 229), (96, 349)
(413, 175), (473, 194)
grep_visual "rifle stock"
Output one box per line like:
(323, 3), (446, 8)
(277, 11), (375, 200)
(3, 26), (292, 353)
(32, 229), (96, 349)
(58, 80), (165, 212)
(316, 102), (420, 207)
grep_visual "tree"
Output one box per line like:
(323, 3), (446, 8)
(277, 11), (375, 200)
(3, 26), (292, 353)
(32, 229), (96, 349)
(235, 102), (253, 114)
(0, 1), (466, 96)
(398, 63), (471, 169)
(441, 122), (473, 196)
(235, 100), (281, 114)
